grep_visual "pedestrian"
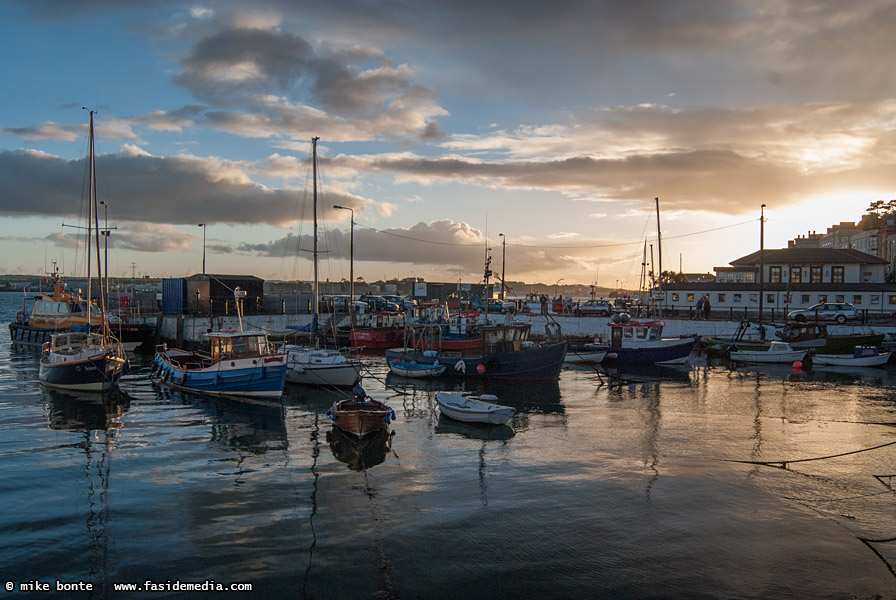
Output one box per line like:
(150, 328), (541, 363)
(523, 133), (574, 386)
(695, 296), (704, 320)
(540, 294), (548, 315)
(703, 295), (711, 320)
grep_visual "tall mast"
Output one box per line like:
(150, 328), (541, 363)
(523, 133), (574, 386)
(312, 136), (320, 343)
(655, 197), (663, 317)
(90, 111), (106, 332)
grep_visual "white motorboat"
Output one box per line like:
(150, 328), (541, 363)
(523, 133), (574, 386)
(812, 346), (891, 367)
(729, 341), (807, 364)
(435, 391), (516, 425)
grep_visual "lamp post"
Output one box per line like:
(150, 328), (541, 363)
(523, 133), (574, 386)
(198, 223), (206, 274)
(759, 204), (766, 338)
(333, 205), (354, 302)
(498, 233), (506, 300)
(99, 200), (109, 309)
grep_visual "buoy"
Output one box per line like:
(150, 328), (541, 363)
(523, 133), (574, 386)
(792, 360), (803, 369)
(476, 363), (486, 374)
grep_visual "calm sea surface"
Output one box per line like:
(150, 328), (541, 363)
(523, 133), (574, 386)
(2, 292), (896, 598)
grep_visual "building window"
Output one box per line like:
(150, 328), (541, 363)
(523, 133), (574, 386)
(835, 294), (845, 303)
(889, 295), (896, 306)
(736, 272), (744, 283)
(718, 294), (726, 303)
(733, 294), (742, 303)
(832, 266), (844, 283)
(801, 294), (811, 304)
(819, 295), (827, 303)
(672, 293), (679, 302)
(872, 296), (880, 305)
(854, 295), (862, 305)
(811, 266), (822, 283)
(749, 294), (758, 303)
(687, 293), (695, 302)
(769, 266), (782, 283)
(745, 273), (755, 283)
(766, 294), (775, 304)
(790, 267), (801, 283)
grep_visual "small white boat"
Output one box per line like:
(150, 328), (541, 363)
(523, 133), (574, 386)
(435, 391), (516, 425)
(388, 359), (446, 378)
(729, 341), (807, 364)
(812, 346), (891, 367)
(564, 345), (608, 364)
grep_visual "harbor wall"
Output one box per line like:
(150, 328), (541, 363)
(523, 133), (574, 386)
(157, 312), (896, 346)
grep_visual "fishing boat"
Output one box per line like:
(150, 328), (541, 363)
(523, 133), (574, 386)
(572, 317), (696, 365)
(326, 385), (396, 437)
(385, 321), (567, 380)
(284, 137), (362, 387)
(10, 273), (155, 351)
(387, 358), (446, 378)
(38, 111), (127, 392)
(728, 341), (808, 364)
(435, 391), (516, 425)
(811, 346), (891, 367)
(153, 290), (288, 398)
(350, 310), (405, 349)
(703, 321), (883, 356)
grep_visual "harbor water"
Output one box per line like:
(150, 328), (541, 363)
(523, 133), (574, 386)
(2, 293), (896, 598)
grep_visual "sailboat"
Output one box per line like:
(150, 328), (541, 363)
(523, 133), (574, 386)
(284, 137), (363, 387)
(39, 110), (127, 392)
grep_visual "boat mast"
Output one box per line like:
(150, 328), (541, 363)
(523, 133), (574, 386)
(90, 111), (106, 334)
(655, 197), (663, 317)
(312, 136), (320, 346)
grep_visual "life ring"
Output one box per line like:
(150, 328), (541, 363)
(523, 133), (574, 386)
(16, 311), (26, 323)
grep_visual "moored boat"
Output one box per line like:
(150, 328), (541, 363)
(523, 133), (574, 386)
(811, 346), (891, 367)
(387, 358), (446, 378)
(153, 329), (288, 398)
(39, 332), (127, 392)
(728, 341), (808, 364)
(326, 385), (396, 437)
(573, 317), (696, 365)
(350, 311), (405, 349)
(435, 391), (516, 424)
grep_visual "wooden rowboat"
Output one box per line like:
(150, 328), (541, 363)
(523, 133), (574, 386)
(327, 385), (396, 437)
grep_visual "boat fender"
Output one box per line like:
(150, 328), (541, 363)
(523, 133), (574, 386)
(477, 364), (486, 374)
(454, 360), (466, 373)
(123, 358), (131, 374)
(326, 409), (335, 421)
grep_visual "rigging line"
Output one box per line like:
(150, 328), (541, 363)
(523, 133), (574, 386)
(351, 219), (756, 250)
(724, 438), (896, 468)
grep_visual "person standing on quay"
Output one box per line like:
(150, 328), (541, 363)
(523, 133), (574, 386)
(695, 296), (704, 320)
(703, 295), (711, 320)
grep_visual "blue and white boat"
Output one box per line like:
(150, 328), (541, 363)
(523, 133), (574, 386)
(571, 318), (696, 365)
(153, 330), (288, 398)
(387, 358), (446, 378)
(39, 331), (127, 392)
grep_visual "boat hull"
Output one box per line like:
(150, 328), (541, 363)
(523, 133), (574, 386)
(350, 328), (402, 350)
(812, 352), (891, 367)
(729, 350), (807, 364)
(11, 321), (156, 352)
(327, 398), (395, 437)
(384, 340), (567, 380)
(284, 346), (362, 387)
(154, 352), (287, 398)
(594, 338), (697, 365)
(39, 352), (125, 392)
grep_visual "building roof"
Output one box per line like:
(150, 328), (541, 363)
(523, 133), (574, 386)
(730, 247), (887, 266)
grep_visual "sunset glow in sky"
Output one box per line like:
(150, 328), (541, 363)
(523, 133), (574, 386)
(1, 1), (894, 289)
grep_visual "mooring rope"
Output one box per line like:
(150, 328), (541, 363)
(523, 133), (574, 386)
(725, 439), (896, 469)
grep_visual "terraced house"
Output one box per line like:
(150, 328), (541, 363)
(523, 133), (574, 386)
(661, 244), (893, 320)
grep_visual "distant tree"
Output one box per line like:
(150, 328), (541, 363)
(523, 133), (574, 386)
(659, 270), (688, 284)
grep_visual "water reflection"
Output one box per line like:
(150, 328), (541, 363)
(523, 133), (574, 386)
(42, 387), (131, 432)
(152, 384), (288, 456)
(326, 426), (392, 470)
(434, 414), (515, 440)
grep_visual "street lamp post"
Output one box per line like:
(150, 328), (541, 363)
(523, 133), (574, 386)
(759, 204), (766, 338)
(198, 223), (206, 274)
(333, 205), (354, 302)
(498, 233), (506, 300)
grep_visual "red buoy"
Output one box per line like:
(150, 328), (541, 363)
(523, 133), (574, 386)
(476, 364), (486, 374)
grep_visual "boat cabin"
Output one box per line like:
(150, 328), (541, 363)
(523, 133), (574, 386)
(208, 332), (275, 359)
(608, 320), (666, 348)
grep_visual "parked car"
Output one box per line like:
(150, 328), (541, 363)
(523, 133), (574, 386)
(358, 295), (401, 312)
(382, 295), (417, 311)
(575, 299), (614, 317)
(787, 302), (858, 324)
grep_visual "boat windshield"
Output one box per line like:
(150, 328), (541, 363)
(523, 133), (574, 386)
(211, 334), (269, 358)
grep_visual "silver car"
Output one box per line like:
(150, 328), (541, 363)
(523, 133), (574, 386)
(787, 302), (858, 324)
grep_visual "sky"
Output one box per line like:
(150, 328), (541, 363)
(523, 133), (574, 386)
(1, 0), (895, 291)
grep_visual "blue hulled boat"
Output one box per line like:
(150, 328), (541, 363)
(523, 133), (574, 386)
(571, 318), (696, 365)
(153, 330), (287, 398)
